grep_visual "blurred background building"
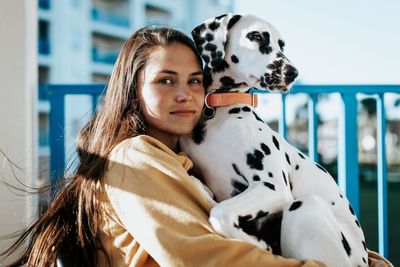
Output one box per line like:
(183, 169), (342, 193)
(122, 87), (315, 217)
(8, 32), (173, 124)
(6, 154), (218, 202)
(37, 0), (233, 180)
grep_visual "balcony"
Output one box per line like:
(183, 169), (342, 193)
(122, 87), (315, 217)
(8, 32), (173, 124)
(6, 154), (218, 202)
(91, 7), (130, 28)
(38, 0), (50, 10)
(92, 47), (118, 65)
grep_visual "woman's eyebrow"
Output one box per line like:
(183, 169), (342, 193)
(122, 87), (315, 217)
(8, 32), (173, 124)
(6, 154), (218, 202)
(158, 70), (203, 76)
(158, 69), (177, 75)
(190, 71), (203, 76)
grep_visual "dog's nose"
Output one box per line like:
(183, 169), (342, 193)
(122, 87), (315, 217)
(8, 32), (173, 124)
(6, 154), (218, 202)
(284, 65), (299, 82)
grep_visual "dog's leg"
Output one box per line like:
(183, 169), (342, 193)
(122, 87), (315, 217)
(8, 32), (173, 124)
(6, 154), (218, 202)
(209, 182), (293, 251)
(281, 194), (354, 267)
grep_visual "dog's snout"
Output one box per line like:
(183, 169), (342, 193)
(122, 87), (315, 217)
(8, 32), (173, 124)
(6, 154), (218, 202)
(284, 65), (299, 82)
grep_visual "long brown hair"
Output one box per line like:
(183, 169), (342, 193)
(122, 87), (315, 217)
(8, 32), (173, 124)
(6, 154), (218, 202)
(1, 26), (202, 267)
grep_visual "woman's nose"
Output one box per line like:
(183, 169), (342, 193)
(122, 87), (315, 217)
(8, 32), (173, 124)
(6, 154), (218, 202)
(176, 85), (192, 102)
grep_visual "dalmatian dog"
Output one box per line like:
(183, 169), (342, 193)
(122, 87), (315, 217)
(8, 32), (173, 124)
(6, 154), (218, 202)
(179, 14), (368, 267)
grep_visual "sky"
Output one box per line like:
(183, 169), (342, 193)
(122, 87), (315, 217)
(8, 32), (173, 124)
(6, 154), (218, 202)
(234, 0), (400, 84)
(233, 0), (400, 122)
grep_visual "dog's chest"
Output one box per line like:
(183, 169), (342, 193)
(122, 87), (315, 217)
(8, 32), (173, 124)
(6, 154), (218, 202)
(182, 106), (291, 201)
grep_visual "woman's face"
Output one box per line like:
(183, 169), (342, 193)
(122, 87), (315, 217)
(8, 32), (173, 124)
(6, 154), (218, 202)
(137, 43), (204, 148)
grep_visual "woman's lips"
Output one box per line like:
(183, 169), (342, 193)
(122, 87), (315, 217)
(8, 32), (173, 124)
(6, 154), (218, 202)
(170, 109), (196, 117)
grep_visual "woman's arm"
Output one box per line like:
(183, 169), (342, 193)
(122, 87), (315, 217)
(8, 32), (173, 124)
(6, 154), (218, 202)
(103, 136), (326, 267)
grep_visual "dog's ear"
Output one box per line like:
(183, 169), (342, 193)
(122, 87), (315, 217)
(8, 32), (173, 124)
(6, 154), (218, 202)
(192, 13), (242, 71)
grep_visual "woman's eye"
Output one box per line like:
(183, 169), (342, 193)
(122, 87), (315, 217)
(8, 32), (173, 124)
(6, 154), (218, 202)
(190, 78), (202, 85)
(159, 78), (173, 84)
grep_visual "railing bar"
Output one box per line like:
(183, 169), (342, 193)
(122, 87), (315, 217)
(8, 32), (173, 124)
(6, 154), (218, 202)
(279, 94), (287, 139)
(308, 94), (318, 162)
(338, 93), (360, 217)
(376, 93), (388, 257)
(49, 88), (65, 185)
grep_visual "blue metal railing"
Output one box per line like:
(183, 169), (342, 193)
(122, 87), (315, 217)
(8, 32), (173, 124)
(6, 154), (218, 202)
(47, 84), (400, 258)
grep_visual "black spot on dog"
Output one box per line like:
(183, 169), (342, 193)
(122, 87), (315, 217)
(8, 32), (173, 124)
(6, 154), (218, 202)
(349, 203), (355, 215)
(215, 14), (227, 20)
(355, 219), (361, 228)
(203, 68), (213, 88)
(229, 107), (241, 114)
(212, 59), (230, 73)
(242, 106), (251, 112)
(316, 163), (328, 173)
(205, 33), (214, 42)
(231, 54), (239, 63)
(282, 171), (288, 186)
(203, 55), (210, 64)
(263, 181), (276, 191)
(192, 23), (206, 36)
(340, 193), (344, 198)
(295, 164), (299, 170)
(272, 136), (280, 150)
(192, 121), (206, 144)
(234, 214), (252, 228)
(363, 257), (367, 264)
(235, 211), (282, 255)
(260, 143), (271, 155)
(246, 149), (264, 170)
(237, 117), (242, 119)
(253, 175), (261, 181)
(193, 35), (206, 47)
(209, 21), (220, 31)
(341, 232), (352, 257)
(278, 39), (285, 52)
(298, 152), (305, 159)
(331, 202), (335, 206)
(246, 31), (272, 54)
(268, 172), (273, 178)
(252, 111), (264, 123)
(231, 178), (249, 197)
(289, 201), (302, 211)
(220, 76), (235, 87)
(259, 128), (262, 131)
(289, 182), (293, 191)
(285, 153), (291, 165)
(362, 241), (367, 251)
(231, 164), (249, 197)
(227, 14), (241, 30)
(260, 32), (273, 54)
(205, 43), (217, 52)
(232, 163), (248, 183)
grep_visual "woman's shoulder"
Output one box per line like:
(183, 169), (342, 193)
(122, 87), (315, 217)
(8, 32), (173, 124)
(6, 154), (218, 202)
(108, 135), (193, 171)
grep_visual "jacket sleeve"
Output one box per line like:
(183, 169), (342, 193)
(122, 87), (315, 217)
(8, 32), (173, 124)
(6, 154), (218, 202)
(104, 137), (326, 267)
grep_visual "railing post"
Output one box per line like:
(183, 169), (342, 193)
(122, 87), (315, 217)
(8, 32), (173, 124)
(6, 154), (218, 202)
(376, 93), (388, 257)
(279, 94), (287, 139)
(308, 94), (318, 162)
(338, 93), (360, 217)
(49, 87), (65, 184)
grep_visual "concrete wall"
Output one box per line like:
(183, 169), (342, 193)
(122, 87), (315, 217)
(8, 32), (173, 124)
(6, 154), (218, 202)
(0, 0), (38, 261)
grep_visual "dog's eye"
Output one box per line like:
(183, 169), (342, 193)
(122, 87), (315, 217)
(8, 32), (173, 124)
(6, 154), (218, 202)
(246, 31), (263, 41)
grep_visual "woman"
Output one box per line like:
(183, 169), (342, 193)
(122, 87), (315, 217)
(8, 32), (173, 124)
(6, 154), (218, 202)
(1, 27), (390, 267)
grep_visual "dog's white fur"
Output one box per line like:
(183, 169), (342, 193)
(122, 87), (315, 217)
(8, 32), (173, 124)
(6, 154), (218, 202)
(180, 14), (368, 267)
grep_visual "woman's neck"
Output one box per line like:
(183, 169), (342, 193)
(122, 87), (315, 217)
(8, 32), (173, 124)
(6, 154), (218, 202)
(146, 129), (179, 153)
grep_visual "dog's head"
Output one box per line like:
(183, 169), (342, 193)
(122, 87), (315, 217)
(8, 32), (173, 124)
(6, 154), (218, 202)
(192, 14), (298, 93)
